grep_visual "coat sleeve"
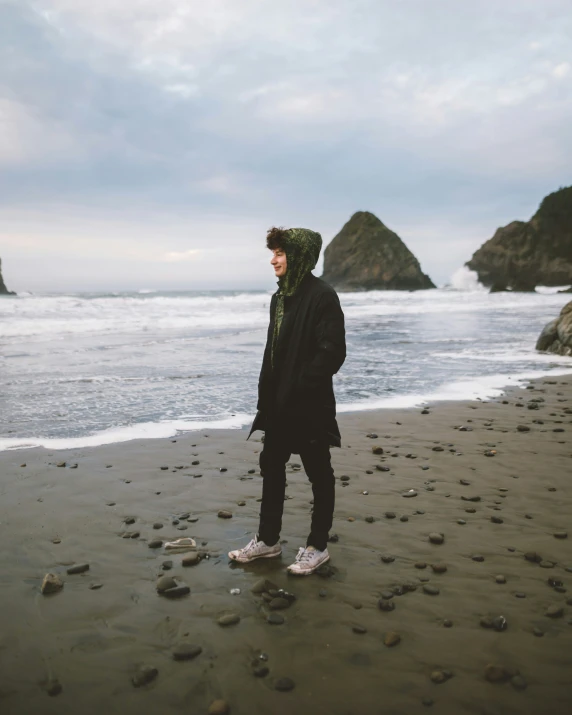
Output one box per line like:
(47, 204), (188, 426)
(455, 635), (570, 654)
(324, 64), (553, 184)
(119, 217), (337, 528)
(298, 291), (346, 390)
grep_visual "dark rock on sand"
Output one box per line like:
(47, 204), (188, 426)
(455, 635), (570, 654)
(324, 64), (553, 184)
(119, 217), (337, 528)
(423, 585), (440, 596)
(429, 532), (444, 544)
(253, 665), (269, 677)
(148, 539), (163, 549)
(173, 643), (202, 661)
(66, 563), (89, 575)
(218, 510), (233, 519)
(267, 613), (285, 625)
(545, 605), (564, 618)
(274, 677), (295, 691)
(131, 665), (158, 687)
(378, 598), (396, 612)
(537, 300), (572, 356)
(269, 597), (290, 610)
(182, 552), (201, 567)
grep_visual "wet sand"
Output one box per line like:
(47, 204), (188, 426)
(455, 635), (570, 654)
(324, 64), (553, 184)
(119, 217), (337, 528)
(1, 375), (571, 715)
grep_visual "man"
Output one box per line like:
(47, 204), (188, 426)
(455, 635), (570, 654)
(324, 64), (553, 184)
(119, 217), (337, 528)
(228, 226), (346, 575)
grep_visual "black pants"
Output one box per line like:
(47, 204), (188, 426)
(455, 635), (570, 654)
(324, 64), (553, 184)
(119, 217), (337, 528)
(257, 427), (335, 552)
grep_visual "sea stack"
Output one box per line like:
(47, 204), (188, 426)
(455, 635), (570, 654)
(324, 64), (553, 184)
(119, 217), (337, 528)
(536, 300), (572, 356)
(0, 258), (15, 295)
(321, 211), (435, 291)
(465, 186), (572, 292)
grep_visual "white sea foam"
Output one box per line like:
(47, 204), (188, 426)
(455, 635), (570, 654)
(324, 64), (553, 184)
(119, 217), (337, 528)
(0, 413), (253, 452)
(338, 368), (572, 413)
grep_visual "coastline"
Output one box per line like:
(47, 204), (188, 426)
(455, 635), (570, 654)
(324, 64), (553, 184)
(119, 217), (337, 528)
(1, 374), (571, 714)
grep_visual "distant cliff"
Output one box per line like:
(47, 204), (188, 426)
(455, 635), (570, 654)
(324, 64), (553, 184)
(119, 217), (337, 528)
(321, 211), (435, 291)
(0, 258), (14, 295)
(466, 186), (572, 291)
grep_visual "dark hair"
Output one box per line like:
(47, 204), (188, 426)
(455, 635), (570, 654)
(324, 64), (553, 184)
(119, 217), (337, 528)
(266, 226), (289, 251)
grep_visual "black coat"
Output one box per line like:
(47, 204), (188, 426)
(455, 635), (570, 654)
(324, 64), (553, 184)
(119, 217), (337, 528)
(247, 273), (346, 448)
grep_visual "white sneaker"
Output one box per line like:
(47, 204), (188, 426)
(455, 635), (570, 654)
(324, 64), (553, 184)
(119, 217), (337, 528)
(287, 546), (330, 576)
(228, 535), (282, 563)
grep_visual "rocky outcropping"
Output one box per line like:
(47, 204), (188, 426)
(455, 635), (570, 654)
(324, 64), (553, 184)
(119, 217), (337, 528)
(466, 187), (572, 292)
(321, 211), (435, 291)
(536, 301), (572, 356)
(0, 258), (14, 295)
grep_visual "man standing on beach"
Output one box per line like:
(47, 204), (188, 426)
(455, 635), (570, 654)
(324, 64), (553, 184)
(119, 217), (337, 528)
(229, 227), (346, 575)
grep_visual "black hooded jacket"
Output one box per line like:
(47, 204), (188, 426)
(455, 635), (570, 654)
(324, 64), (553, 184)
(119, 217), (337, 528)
(248, 272), (346, 449)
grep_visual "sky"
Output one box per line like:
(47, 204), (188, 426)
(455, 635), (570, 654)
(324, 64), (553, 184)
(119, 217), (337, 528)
(1, 0), (571, 292)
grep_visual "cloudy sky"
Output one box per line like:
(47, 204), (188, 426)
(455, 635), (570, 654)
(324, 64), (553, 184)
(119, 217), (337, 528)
(1, 0), (571, 292)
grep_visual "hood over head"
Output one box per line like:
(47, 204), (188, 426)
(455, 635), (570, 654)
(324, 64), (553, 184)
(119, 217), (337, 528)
(278, 227), (322, 296)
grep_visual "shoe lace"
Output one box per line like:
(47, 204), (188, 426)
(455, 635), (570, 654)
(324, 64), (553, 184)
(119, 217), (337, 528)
(296, 547), (316, 563)
(243, 536), (261, 554)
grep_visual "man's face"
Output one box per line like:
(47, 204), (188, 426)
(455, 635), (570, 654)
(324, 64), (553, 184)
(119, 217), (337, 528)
(270, 248), (287, 278)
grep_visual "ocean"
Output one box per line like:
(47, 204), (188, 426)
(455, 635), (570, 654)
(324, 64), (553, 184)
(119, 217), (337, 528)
(1, 275), (572, 451)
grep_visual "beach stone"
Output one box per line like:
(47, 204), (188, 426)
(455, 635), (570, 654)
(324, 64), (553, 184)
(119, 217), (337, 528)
(495, 575), (506, 584)
(465, 508), (476, 513)
(319, 589), (328, 597)
(267, 613), (285, 625)
(383, 631), (401, 647)
(511, 675), (528, 691)
(443, 619), (453, 628)
(430, 671), (448, 684)
(251, 578), (277, 594)
(539, 560), (555, 568)
(400, 515), (409, 522)
(218, 613), (240, 626)
(457, 519), (466, 525)
(366, 433), (378, 439)
(429, 532), (444, 544)
(163, 585), (190, 599)
(365, 516), (374, 523)
(372, 446), (384, 454)
(156, 576), (177, 593)
(352, 625), (367, 634)
(66, 563), (89, 575)
(153, 523), (163, 530)
(208, 700), (230, 715)
(432, 446), (444, 452)
(380, 590), (394, 600)
(471, 555), (484, 562)
(431, 563), (447, 574)
(381, 555), (395, 563)
(347, 517), (355, 522)
(124, 517), (136, 525)
(376, 465), (390, 472)
(51, 537), (61, 544)
(44, 678), (62, 696)
(492, 616), (507, 631)
(148, 539), (163, 549)
(515, 592), (526, 599)
(218, 510), (233, 519)
(378, 598), (396, 612)
(173, 643), (202, 661)
(41, 573), (64, 595)
(89, 582), (103, 590)
(182, 552), (200, 567)
(461, 495), (481, 502)
(480, 617), (493, 628)
(491, 516), (504, 524)
(423, 584), (440, 596)
(402, 489), (418, 498)
(524, 552), (542, 563)
(484, 665), (510, 683)
(533, 627), (544, 637)
(385, 511), (396, 519)
(269, 597), (290, 610)
(554, 531), (568, 539)
(275, 677), (295, 692)
(56, 461), (66, 467)
(545, 605), (564, 618)
(415, 562), (427, 569)
(253, 665), (269, 677)
(132, 665), (158, 688)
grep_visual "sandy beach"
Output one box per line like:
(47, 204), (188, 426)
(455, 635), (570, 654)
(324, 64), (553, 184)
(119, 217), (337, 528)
(1, 375), (571, 715)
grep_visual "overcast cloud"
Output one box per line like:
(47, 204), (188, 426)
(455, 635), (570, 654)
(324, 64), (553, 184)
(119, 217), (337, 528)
(1, 0), (571, 291)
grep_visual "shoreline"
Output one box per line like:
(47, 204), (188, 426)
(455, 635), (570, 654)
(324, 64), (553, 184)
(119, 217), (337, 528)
(2, 366), (572, 454)
(1, 374), (571, 714)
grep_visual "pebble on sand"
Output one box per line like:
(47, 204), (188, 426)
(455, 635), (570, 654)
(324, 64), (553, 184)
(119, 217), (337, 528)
(66, 563), (89, 575)
(218, 510), (233, 519)
(545, 605), (564, 618)
(148, 539), (163, 549)
(274, 677), (295, 692)
(172, 643), (202, 661)
(267, 613), (285, 625)
(428, 532), (444, 544)
(131, 665), (158, 688)
(41, 573), (64, 594)
(43, 678), (63, 696)
(208, 700), (230, 715)
(218, 613), (240, 626)
(182, 552), (201, 567)
(383, 631), (401, 647)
